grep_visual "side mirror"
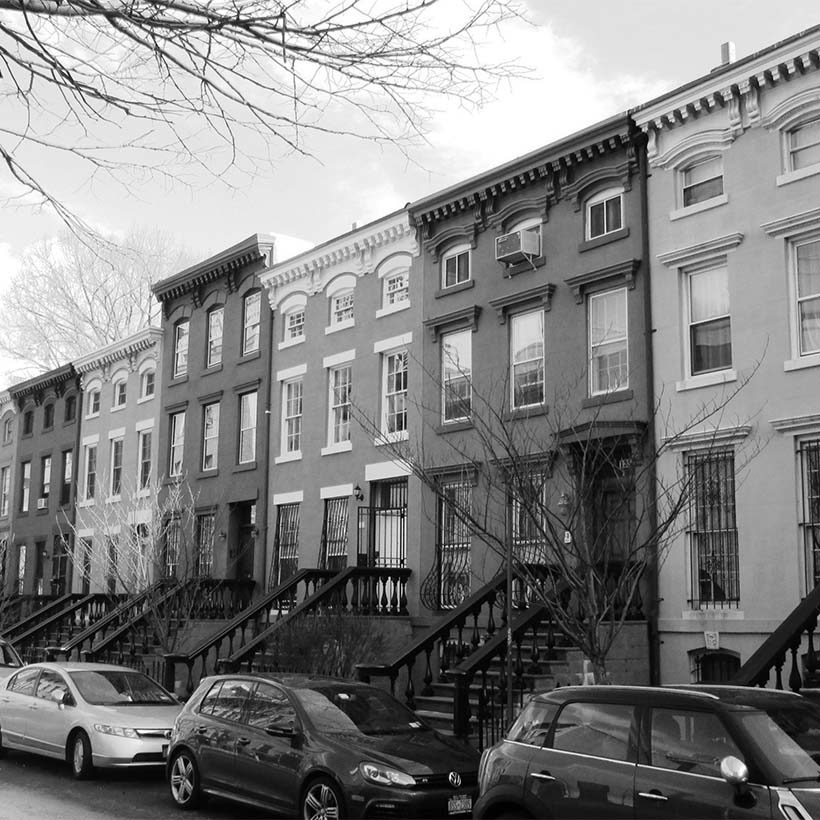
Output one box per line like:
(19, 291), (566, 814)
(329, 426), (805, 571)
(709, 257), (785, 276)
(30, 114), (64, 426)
(265, 723), (297, 739)
(720, 755), (750, 787)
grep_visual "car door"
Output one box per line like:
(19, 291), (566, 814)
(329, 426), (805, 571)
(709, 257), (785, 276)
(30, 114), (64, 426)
(634, 707), (772, 819)
(25, 668), (74, 758)
(525, 700), (637, 819)
(235, 682), (303, 813)
(0, 667), (41, 749)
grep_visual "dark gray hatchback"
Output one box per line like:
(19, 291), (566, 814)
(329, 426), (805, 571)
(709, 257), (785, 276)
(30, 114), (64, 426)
(474, 684), (820, 820)
(166, 673), (478, 819)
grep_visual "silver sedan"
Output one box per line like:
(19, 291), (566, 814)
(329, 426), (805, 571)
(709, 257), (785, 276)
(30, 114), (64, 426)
(0, 661), (182, 779)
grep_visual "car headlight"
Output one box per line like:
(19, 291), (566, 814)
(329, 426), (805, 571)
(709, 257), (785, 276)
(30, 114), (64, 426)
(93, 724), (139, 739)
(359, 762), (416, 788)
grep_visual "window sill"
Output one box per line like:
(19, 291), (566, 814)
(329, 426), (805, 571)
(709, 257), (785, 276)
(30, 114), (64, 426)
(110, 405), (126, 413)
(578, 226), (629, 253)
(233, 461), (257, 473)
(136, 489), (150, 498)
(503, 404), (548, 421)
(376, 302), (411, 319)
(435, 280), (474, 299)
(375, 430), (409, 446)
(204, 363), (223, 374)
(776, 164), (820, 188)
(84, 414), (99, 421)
(676, 369), (737, 392)
(238, 349), (261, 364)
(35, 507), (49, 515)
(197, 469), (219, 479)
(278, 336), (305, 351)
(669, 194), (728, 222)
(275, 451), (302, 465)
(106, 495), (122, 504)
(502, 256), (546, 278)
(325, 320), (355, 336)
(436, 420), (474, 434)
(582, 389), (633, 408)
(169, 375), (189, 387)
(784, 353), (820, 371)
(321, 441), (353, 456)
(137, 395), (155, 405)
(682, 607), (744, 620)
(78, 500), (95, 509)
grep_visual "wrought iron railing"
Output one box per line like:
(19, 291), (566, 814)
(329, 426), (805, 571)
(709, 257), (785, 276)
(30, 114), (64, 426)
(357, 505), (407, 567)
(1, 593), (73, 641)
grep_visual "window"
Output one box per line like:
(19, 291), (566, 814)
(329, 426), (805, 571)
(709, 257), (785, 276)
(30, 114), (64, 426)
(20, 461), (31, 512)
(109, 438), (123, 496)
(510, 471), (547, 565)
(511, 310), (545, 409)
(207, 307), (224, 367)
(384, 271), (409, 307)
(682, 156), (724, 207)
(0, 466), (9, 517)
(586, 187), (623, 240)
(138, 430), (152, 490)
(688, 265), (732, 375)
(442, 329), (472, 423)
(2, 416), (12, 444)
(140, 369), (155, 399)
(331, 290), (354, 326)
(195, 513), (215, 577)
(242, 291), (261, 355)
(436, 478), (472, 608)
(8, 666), (39, 696)
(164, 518), (180, 578)
(60, 450), (72, 505)
(282, 379), (303, 455)
(238, 392), (257, 464)
(271, 502), (300, 590)
(17, 543), (26, 592)
(88, 389), (100, 416)
(794, 239), (820, 357)
(382, 351), (408, 436)
(169, 411), (185, 477)
(553, 701), (634, 761)
(328, 365), (352, 445)
(284, 309), (305, 342)
(64, 394), (76, 422)
(245, 683), (296, 731)
(688, 450), (739, 608)
(200, 679), (252, 723)
(23, 410), (33, 436)
(43, 403), (54, 429)
(83, 445), (97, 500)
(113, 379), (127, 408)
(40, 455), (51, 501)
(788, 117), (820, 171)
(442, 246), (470, 288)
(106, 537), (118, 594)
(202, 402), (220, 471)
(589, 289), (628, 395)
(173, 320), (190, 378)
(801, 440), (820, 589)
(320, 497), (349, 571)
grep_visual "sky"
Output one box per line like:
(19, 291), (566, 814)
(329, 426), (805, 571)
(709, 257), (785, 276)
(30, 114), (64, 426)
(1, 0), (819, 383)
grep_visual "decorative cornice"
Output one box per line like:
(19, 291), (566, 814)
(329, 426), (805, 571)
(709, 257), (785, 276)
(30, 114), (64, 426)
(651, 128), (736, 169)
(424, 222), (479, 263)
(761, 86), (820, 130)
(486, 193), (549, 230)
(423, 305), (482, 342)
(9, 364), (77, 405)
(487, 284), (556, 323)
(562, 157), (636, 211)
(657, 233), (744, 268)
(662, 424), (753, 450)
(769, 413), (820, 433)
(760, 207), (820, 237)
(565, 259), (640, 304)
(73, 327), (162, 374)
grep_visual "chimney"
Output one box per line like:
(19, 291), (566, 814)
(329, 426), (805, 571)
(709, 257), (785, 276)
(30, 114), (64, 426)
(351, 221), (358, 230)
(721, 41), (736, 66)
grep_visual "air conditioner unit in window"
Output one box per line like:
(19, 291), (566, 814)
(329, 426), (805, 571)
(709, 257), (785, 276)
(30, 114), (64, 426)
(36, 497), (48, 510)
(495, 228), (541, 264)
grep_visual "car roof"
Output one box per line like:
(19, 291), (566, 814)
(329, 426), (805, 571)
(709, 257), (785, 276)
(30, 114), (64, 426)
(199, 672), (376, 691)
(14, 661), (147, 674)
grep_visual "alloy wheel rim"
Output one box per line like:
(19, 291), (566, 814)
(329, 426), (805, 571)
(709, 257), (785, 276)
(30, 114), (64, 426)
(171, 756), (194, 803)
(304, 783), (339, 820)
(73, 737), (84, 772)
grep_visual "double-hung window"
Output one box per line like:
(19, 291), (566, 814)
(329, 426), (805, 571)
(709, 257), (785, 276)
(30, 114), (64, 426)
(282, 379), (303, 455)
(442, 329), (472, 423)
(511, 310), (545, 409)
(586, 188), (623, 240)
(60, 451), (72, 505)
(20, 461), (31, 511)
(138, 430), (152, 490)
(285, 309), (305, 342)
(442, 246), (470, 289)
(331, 291), (354, 326)
(40, 455), (51, 502)
(84, 446), (96, 501)
(384, 271), (409, 306)
(687, 265), (732, 375)
(238, 391), (257, 464)
(109, 438), (123, 496)
(207, 307), (224, 367)
(328, 365), (352, 445)
(140, 369), (155, 399)
(383, 351), (408, 436)
(682, 156), (724, 207)
(788, 118), (820, 171)
(113, 380), (127, 408)
(169, 411), (185, 477)
(588, 288), (628, 395)
(801, 440), (820, 588)
(242, 292), (261, 355)
(202, 402), (219, 471)
(795, 239), (820, 357)
(0, 466), (9, 517)
(174, 321), (190, 378)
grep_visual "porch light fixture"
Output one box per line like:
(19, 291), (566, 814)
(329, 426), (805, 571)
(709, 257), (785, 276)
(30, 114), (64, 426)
(353, 484), (364, 502)
(557, 491), (571, 514)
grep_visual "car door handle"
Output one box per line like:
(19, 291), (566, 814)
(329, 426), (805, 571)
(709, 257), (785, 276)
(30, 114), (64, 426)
(638, 791), (669, 802)
(530, 772), (556, 782)
(196, 726), (209, 735)
(237, 737), (251, 746)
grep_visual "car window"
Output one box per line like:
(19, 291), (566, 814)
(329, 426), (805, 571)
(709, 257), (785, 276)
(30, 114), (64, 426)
(245, 682), (297, 731)
(649, 708), (742, 777)
(198, 681), (224, 716)
(507, 699), (559, 746)
(0, 643), (22, 667)
(8, 667), (40, 696)
(35, 670), (69, 701)
(552, 701), (634, 762)
(206, 679), (253, 723)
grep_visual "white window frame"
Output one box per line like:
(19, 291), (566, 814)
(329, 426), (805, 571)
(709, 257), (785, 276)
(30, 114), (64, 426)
(791, 236), (820, 360)
(83, 446), (96, 502)
(441, 244), (471, 289)
(278, 292), (308, 349)
(331, 290), (354, 326)
(588, 288), (629, 396)
(285, 309), (305, 341)
(242, 291), (261, 355)
(173, 320), (190, 378)
(238, 391), (257, 464)
(0, 465), (9, 517)
(112, 378), (127, 409)
(169, 411), (185, 477)
(787, 116), (820, 174)
(685, 262), (732, 379)
(680, 156), (724, 209)
(279, 378), (303, 461)
(2, 416), (12, 444)
(585, 187), (624, 240)
(381, 350), (409, 441)
(40, 454), (51, 501)
(384, 271), (409, 307)
(207, 306), (224, 368)
(510, 309), (545, 410)
(441, 328), (472, 423)
(327, 364), (352, 447)
(139, 368), (155, 400)
(109, 437), (123, 498)
(86, 387), (101, 418)
(137, 429), (152, 491)
(201, 402), (220, 472)
(20, 460), (31, 512)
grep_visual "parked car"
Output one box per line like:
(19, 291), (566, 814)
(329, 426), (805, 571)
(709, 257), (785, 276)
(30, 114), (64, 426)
(0, 638), (23, 679)
(0, 661), (182, 779)
(166, 673), (479, 819)
(474, 684), (820, 820)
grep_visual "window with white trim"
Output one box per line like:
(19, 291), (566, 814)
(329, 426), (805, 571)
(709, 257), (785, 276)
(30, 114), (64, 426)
(382, 350), (408, 436)
(687, 264), (732, 376)
(800, 439), (820, 589)
(196, 513), (215, 577)
(788, 117), (820, 171)
(169, 411), (185, 477)
(242, 292), (261, 355)
(328, 365), (352, 445)
(441, 245), (470, 289)
(109, 438), (123, 496)
(201, 402), (220, 471)
(510, 310), (545, 409)
(113, 379), (127, 408)
(282, 379), (303, 455)
(588, 288), (628, 395)
(586, 187), (623, 240)
(140, 369), (155, 399)
(173, 321), (189, 378)
(207, 306), (224, 367)
(0, 466), (9, 517)
(331, 290), (354, 326)
(284, 309), (305, 342)
(83, 447), (96, 501)
(87, 390), (100, 417)
(442, 329), (472, 423)
(138, 430), (152, 490)
(40, 455), (51, 501)
(793, 238), (820, 357)
(60, 450), (72, 505)
(384, 271), (409, 307)
(2, 416), (12, 444)
(20, 461), (30, 511)
(238, 391), (257, 464)
(681, 156), (724, 208)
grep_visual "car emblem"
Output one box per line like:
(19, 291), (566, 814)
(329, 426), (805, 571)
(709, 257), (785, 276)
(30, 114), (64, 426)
(164, 730), (172, 739)
(449, 772), (462, 788)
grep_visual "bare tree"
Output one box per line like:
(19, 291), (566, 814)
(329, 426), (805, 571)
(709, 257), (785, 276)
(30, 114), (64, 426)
(0, 227), (190, 381)
(0, 0), (526, 231)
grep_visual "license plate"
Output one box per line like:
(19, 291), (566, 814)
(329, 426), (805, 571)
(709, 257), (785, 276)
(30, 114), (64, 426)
(448, 795), (472, 815)
(162, 744), (169, 759)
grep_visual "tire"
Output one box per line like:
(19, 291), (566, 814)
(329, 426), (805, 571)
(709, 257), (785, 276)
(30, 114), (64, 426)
(0, 726), (6, 759)
(302, 776), (345, 820)
(69, 730), (94, 780)
(169, 749), (202, 810)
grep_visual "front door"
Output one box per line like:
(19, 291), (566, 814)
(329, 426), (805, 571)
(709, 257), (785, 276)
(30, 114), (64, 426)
(0, 666), (41, 748)
(26, 668), (74, 756)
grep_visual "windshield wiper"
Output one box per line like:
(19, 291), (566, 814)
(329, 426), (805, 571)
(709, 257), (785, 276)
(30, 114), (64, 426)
(782, 775), (820, 784)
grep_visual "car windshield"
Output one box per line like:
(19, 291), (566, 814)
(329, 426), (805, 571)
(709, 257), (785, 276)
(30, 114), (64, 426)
(69, 669), (176, 705)
(735, 703), (820, 783)
(0, 643), (22, 667)
(294, 684), (429, 736)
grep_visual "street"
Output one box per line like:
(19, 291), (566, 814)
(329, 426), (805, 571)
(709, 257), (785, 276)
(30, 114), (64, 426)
(0, 749), (267, 820)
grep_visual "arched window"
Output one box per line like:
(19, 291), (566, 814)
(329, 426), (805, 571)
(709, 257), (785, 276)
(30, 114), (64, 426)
(691, 649), (740, 683)
(585, 186), (624, 240)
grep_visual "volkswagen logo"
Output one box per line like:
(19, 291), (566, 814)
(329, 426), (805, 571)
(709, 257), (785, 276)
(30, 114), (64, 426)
(448, 772), (462, 788)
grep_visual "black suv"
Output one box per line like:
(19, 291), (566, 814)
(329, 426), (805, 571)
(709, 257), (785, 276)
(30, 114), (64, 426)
(474, 684), (820, 819)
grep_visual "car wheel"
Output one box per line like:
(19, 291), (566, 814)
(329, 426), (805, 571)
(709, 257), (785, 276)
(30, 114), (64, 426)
(69, 730), (94, 780)
(302, 776), (345, 820)
(169, 749), (202, 810)
(0, 726), (6, 758)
